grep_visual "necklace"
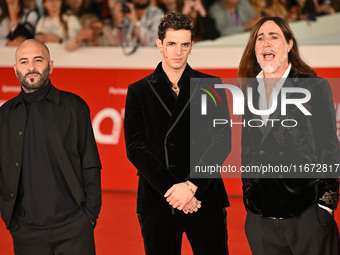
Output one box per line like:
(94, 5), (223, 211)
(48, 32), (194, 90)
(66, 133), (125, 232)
(172, 84), (179, 95)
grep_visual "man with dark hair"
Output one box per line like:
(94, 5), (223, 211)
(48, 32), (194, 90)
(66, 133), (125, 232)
(0, 39), (101, 255)
(124, 12), (231, 255)
(239, 17), (339, 255)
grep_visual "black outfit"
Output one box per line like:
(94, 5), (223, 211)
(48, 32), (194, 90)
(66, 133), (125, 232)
(241, 70), (340, 254)
(6, 10), (38, 41)
(0, 82), (101, 254)
(124, 63), (231, 255)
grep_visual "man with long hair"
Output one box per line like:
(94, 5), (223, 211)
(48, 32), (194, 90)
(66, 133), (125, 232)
(238, 17), (339, 255)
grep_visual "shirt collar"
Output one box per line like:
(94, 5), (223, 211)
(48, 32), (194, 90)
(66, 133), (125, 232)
(257, 63), (292, 98)
(161, 63), (190, 89)
(14, 80), (59, 108)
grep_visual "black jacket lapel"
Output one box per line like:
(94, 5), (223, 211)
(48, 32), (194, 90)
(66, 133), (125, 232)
(147, 63), (176, 117)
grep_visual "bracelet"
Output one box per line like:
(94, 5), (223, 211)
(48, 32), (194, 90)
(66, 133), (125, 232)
(186, 181), (195, 195)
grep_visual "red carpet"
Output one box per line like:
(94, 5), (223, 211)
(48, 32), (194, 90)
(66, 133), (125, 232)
(0, 191), (339, 255)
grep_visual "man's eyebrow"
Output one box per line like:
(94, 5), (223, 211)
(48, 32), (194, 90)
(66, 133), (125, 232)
(18, 57), (28, 62)
(166, 41), (191, 45)
(257, 32), (280, 38)
(18, 56), (44, 62)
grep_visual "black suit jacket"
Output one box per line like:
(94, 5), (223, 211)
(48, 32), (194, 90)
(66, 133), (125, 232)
(241, 70), (339, 217)
(124, 63), (231, 214)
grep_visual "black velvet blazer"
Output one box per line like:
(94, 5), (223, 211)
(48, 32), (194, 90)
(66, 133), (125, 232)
(241, 70), (339, 218)
(124, 63), (231, 214)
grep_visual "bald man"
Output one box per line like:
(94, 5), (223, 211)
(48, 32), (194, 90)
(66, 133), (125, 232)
(0, 39), (102, 255)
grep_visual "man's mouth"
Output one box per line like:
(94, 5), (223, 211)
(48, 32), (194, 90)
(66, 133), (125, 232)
(261, 49), (277, 61)
(26, 72), (40, 79)
(263, 52), (275, 61)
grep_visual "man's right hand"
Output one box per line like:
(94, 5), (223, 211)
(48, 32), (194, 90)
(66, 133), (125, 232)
(183, 197), (202, 214)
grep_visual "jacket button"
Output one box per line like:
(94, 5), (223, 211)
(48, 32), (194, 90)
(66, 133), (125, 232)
(10, 193), (15, 198)
(279, 152), (284, 156)
(15, 162), (20, 167)
(259, 150), (265, 155)
(18, 131), (23, 136)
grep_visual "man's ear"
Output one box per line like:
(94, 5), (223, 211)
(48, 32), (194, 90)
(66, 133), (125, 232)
(189, 40), (194, 54)
(49, 60), (54, 74)
(288, 39), (293, 52)
(156, 39), (163, 53)
(13, 65), (18, 77)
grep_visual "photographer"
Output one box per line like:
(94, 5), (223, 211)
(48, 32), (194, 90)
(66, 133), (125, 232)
(65, 13), (118, 51)
(114, 0), (164, 47)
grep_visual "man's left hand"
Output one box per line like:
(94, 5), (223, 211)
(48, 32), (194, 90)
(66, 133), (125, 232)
(164, 181), (198, 210)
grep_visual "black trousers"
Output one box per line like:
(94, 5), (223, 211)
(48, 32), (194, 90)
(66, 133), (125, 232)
(138, 208), (228, 255)
(10, 214), (96, 255)
(245, 204), (340, 255)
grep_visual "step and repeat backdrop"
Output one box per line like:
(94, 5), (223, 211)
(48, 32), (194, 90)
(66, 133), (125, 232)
(1, 45), (339, 195)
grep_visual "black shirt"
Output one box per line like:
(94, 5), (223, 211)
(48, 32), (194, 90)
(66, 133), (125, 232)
(19, 82), (81, 228)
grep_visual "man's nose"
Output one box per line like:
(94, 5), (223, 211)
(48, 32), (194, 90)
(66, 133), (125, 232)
(27, 61), (36, 71)
(175, 45), (182, 55)
(263, 37), (271, 47)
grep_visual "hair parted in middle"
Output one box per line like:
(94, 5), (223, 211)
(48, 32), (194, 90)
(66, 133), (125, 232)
(238, 16), (315, 87)
(158, 12), (195, 42)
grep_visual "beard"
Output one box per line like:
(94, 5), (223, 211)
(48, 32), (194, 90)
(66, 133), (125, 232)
(256, 47), (288, 74)
(16, 66), (50, 93)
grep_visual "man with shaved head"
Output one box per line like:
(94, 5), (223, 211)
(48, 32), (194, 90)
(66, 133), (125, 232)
(0, 39), (102, 255)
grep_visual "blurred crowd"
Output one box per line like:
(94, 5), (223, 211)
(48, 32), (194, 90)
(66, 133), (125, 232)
(0, 0), (339, 50)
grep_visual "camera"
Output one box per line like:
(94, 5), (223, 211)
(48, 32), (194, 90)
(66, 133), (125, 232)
(119, 0), (130, 13)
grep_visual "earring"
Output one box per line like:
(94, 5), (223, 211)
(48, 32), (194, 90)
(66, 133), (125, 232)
(189, 52), (191, 55)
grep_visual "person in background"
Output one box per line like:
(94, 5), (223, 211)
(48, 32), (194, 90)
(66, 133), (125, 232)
(154, 0), (177, 13)
(179, 0), (220, 42)
(113, 0), (164, 47)
(249, 0), (287, 19)
(238, 16), (339, 255)
(208, 0), (262, 37)
(286, 0), (336, 21)
(23, 0), (37, 11)
(0, 39), (102, 255)
(35, 0), (81, 45)
(286, 0), (318, 21)
(314, 0), (337, 15)
(0, 0), (39, 46)
(64, 0), (91, 17)
(65, 13), (117, 50)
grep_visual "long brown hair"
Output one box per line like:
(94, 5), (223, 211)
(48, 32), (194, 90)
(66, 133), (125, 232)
(238, 17), (315, 94)
(43, 0), (69, 38)
(0, 0), (25, 23)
